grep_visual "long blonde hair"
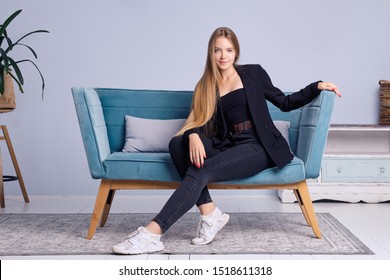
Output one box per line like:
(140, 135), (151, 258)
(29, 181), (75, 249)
(177, 27), (240, 135)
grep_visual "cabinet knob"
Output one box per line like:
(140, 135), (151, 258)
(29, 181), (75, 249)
(337, 167), (342, 173)
(380, 167), (385, 174)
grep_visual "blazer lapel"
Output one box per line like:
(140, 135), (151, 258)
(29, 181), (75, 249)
(236, 66), (258, 121)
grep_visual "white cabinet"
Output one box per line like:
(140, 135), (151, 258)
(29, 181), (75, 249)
(278, 125), (390, 203)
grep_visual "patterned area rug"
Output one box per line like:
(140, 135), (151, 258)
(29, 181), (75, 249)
(0, 212), (373, 256)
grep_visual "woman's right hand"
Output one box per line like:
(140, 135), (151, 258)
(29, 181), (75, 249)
(189, 133), (206, 168)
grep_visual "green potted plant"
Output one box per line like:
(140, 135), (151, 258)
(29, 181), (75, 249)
(0, 9), (49, 109)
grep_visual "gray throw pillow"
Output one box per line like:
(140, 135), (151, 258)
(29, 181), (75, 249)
(122, 116), (186, 152)
(273, 120), (291, 145)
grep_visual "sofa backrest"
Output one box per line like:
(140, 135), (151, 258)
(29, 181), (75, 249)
(95, 88), (193, 153)
(72, 87), (110, 178)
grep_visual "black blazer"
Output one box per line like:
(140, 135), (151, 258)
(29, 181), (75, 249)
(186, 64), (321, 169)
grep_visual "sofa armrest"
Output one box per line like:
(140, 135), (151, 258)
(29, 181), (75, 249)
(72, 87), (111, 179)
(296, 90), (335, 179)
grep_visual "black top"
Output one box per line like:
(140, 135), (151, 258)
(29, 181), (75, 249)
(220, 88), (251, 127)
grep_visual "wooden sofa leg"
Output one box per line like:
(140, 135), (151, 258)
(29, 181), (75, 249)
(295, 180), (322, 239)
(100, 189), (116, 227)
(293, 189), (311, 227)
(87, 179), (112, 239)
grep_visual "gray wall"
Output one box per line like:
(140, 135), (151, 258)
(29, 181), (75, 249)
(1, 0), (389, 195)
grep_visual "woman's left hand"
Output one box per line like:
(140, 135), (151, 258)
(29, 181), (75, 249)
(318, 82), (341, 97)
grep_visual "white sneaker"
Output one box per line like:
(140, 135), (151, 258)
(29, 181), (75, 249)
(112, 226), (164, 255)
(192, 208), (230, 245)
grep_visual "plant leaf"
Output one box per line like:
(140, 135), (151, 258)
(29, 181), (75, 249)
(7, 56), (24, 85)
(14, 43), (38, 58)
(14, 30), (49, 45)
(8, 70), (24, 93)
(0, 10), (22, 37)
(4, 30), (49, 54)
(16, 59), (45, 98)
(0, 34), (13, 54)
(0, 69), (4, 94)
(0, 47), (10, 72)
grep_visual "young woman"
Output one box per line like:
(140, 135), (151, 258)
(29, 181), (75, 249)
(112, 27), (341, 255)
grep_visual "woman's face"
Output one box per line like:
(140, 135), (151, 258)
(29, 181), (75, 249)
(213, 37), (236, 72)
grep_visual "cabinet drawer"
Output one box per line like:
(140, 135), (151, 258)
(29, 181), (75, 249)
(322, 158), (390, 183)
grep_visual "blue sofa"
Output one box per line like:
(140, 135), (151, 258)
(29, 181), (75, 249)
(72, 87), (335, 239)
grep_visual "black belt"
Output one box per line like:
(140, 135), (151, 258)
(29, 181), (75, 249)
(230, 120), (253, 134)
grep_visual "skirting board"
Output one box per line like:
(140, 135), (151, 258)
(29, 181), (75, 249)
(278, 185), (390, 203)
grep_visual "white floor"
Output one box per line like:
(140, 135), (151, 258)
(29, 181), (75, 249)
(1, 194), (390, 260)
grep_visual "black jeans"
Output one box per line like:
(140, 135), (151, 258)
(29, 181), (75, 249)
(153, 129), (274, 233)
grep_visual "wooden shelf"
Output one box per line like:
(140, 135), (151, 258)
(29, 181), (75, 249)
(330, 124), (390, 131)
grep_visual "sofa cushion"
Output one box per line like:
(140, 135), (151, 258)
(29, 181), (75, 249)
(273, 120), (290, 145)
(103, 152), (182, 181)
(220, 157), (305, 185)
(103, 152), (305, 184)
(122, 116), (186, 152)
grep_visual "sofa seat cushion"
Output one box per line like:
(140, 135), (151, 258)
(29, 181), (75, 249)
(103, 152), (305, 184)
(103, 152), (182, 181)
(219, 157), (305, 185)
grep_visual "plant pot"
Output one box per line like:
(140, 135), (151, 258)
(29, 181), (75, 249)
(0, 71), (16, 112)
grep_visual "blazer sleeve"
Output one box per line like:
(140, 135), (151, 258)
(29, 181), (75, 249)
(183, 127), (201, 139)
(258, 65), (322, 112)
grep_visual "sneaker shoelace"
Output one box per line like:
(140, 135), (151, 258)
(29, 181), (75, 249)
(126, 229), (159, 245)
(126, 230), (141, 245)
(197, 219), (213, 239)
